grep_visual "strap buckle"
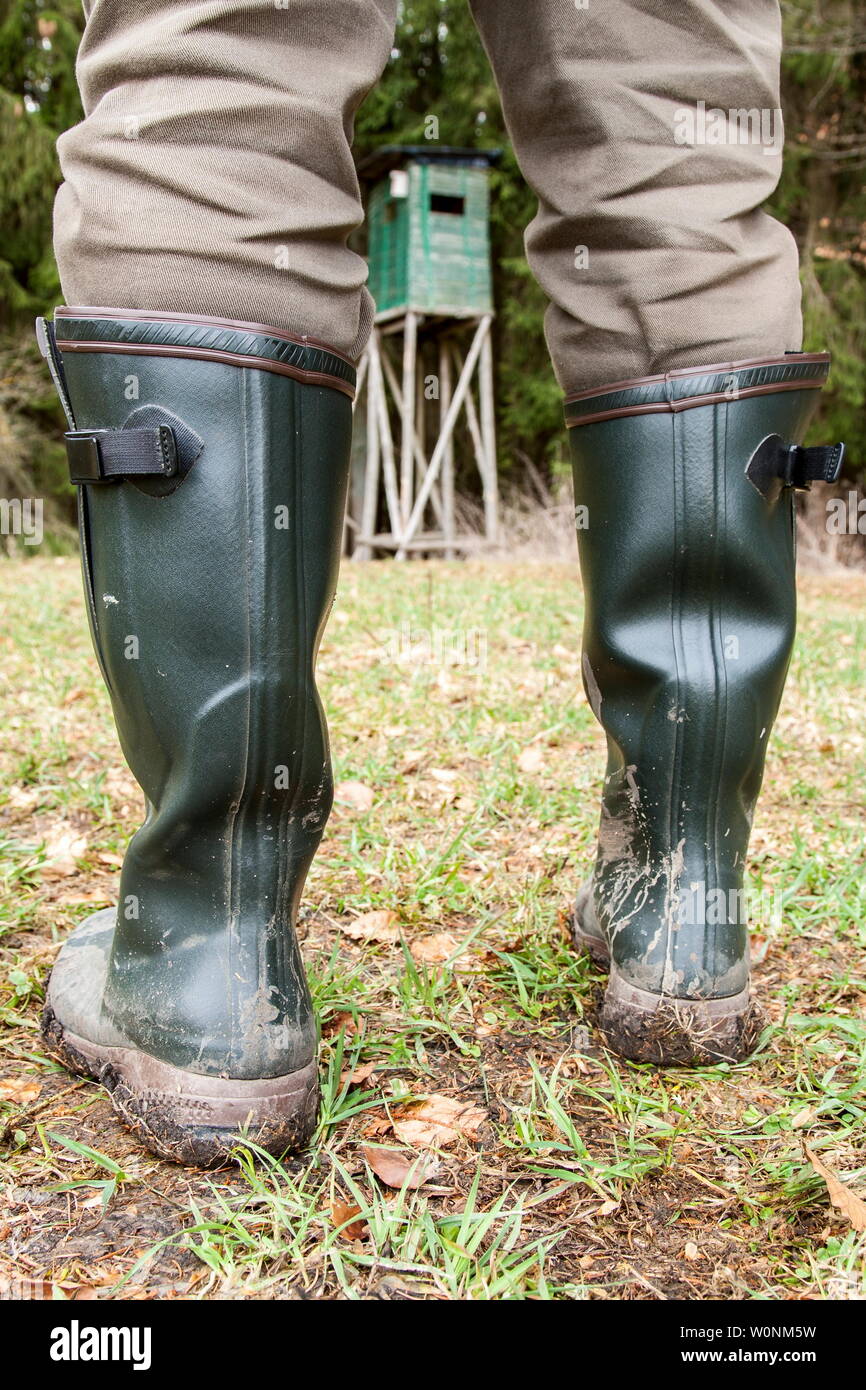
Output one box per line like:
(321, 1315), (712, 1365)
(65, 430), (111, 484)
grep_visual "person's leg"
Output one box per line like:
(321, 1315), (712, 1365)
(471, 0), (842, 1061)
(40, 0), (398, 1164)
(470, 0), (800, 391)
(54, 0), (397, 358)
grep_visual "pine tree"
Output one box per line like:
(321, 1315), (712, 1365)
(778, 0), (866, 470)
(0, 1), (83, 544)
(0, 0), (83, 322)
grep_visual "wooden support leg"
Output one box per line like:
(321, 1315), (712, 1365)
(439, 339), (455, 561)
(369, 330), (403, 546)
(398, 317), (490, 558)
(479, 320), (498, 545)
(399, 311), (418, 538)
(379, 339), (445, 530)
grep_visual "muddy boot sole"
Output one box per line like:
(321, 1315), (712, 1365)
(599, 973), (765, 1066)
(569, 887), (763, 1065)
(41, 1002), (319, 1168)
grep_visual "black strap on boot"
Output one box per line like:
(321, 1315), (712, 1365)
(62, 406), (204, 489)
(746, 433), (845, 501)
(65, 427), (178, 484)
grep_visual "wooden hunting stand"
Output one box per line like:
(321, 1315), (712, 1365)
(350, 146), (500, 561)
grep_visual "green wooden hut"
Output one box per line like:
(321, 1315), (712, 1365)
(358, 146), (499, 321)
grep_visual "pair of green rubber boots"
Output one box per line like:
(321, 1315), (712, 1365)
(37, 308), (842, 1165)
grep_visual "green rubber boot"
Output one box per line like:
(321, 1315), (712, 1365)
(37, 308), (355, 1164)
(567, 355), (843, 1065)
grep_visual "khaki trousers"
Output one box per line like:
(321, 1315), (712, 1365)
(54, 0), (802, 394)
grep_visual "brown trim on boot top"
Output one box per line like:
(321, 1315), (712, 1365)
(565, 353), (830, 428)
(53, 307), (357, 399)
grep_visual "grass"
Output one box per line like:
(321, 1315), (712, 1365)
(0, 556), (864, 1300)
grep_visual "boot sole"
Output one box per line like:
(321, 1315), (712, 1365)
(600, 973), (765, 1066)
(41, 1002), (318, 1168)
(570, 901), (763, 1066)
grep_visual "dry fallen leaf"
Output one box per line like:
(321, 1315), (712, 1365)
(503, 855), (526, 873)
(330, 1201), (367, 1241)
(596, 1199), (620, 1217)
(399, 749), (426, 775)
(425, 768), (460, 805)
(517, 745), (544, 774)
(363, 1145), (440, 1190)
(0, 1077), (42, 1104)
(791, 1106), (818, 1130)
(749, 932), (770, 965)
(40, 828), (89, 880)
(427, 785), (458, 807)
(334, 780), (375, 811)
(340, 910), (400, 944)
(362, 1114), (393, 1138)
(53, 886), (112, 907)
(409, 932), (461, 964)
(392, 1095), (487, 1149)
(806, 1147), (866, 1233)
(339, 1061), (377, 1088)
(321, 1011), (360, 1038)
(6, 785), (41, 813)
(61, 687), (87, 707)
